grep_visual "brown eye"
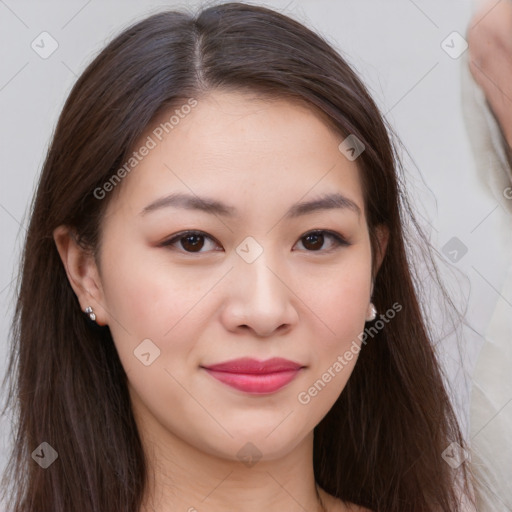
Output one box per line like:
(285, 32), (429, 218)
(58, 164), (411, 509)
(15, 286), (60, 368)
(180, 233), (205, 252)
(294, 230), (349, 252)
(161, 231), (221, 253)
(302, 232), (324, 251)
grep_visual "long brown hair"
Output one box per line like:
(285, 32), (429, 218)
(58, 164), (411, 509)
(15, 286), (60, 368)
(1, 3), (475, 511)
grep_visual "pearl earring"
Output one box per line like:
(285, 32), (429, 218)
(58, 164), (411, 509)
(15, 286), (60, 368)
(366, 303), (377, 322)
(84, 306), (96, 322)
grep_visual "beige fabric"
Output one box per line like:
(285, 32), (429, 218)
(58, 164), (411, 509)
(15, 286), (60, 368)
(460, 45), (512, 511)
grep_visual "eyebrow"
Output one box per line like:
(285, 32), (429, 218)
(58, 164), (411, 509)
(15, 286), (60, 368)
(140, 191), (361, 218)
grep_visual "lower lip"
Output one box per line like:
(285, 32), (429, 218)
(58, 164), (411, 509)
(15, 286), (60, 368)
(203, 368), (301, 394)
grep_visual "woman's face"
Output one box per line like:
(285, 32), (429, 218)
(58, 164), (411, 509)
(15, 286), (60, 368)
(92, 90), (378, 461)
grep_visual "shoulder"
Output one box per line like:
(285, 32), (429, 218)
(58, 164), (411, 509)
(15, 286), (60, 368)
(317, 487), (373, 512)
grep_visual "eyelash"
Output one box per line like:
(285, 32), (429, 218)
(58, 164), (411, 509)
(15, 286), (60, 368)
(160, 229), (350, 254)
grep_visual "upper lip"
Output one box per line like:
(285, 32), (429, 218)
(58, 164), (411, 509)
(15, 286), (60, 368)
(202, 357), (304, 374)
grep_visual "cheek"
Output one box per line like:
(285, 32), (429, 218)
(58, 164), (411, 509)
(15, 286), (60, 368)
(99, 245), (215, 382)
(322, 277), (368, 325)
(309, 282), (369, 396)
(101, 243), (207, 333)
(295, 269), (370, 416)
(294, 253), (372, 412)
(296, 253), (372, 347)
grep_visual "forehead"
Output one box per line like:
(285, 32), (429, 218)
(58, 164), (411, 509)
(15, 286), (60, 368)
(107, 90), (365, 220)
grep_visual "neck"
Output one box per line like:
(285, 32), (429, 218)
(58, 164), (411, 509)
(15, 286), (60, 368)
(135, 406), (327, 512)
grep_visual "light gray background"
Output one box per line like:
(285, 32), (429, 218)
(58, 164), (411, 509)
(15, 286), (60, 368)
(1, 0), (510, 489)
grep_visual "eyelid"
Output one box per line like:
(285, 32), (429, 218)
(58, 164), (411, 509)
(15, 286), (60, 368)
(160, 230), (223, 251)
(293, 229), (350, 251)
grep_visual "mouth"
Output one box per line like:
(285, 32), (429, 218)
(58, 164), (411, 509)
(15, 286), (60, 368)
(201, 357), (304, 395)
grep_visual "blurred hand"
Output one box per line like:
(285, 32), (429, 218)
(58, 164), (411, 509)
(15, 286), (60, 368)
(467, 0), (512, 148)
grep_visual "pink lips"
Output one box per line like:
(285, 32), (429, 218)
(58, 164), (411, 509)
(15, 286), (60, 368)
(202, 357), (304, 394)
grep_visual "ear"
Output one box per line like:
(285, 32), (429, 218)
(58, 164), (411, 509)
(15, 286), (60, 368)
(372, 224), (389, 281)
(53, 225), (109, 326)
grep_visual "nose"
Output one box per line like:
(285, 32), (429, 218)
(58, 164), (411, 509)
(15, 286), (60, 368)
(219, 251), (299, 338)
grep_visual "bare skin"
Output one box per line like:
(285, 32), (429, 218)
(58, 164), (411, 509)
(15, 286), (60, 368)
(467, 0), (512, 148)
(54, 91), (384, 512)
